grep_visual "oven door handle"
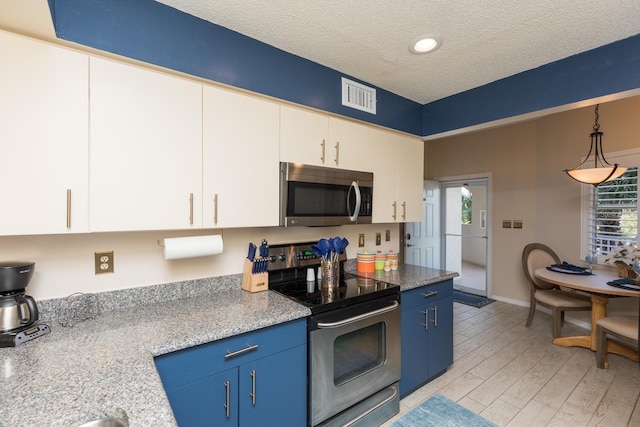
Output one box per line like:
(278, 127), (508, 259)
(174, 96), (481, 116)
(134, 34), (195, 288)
(317, 301), (399, 328)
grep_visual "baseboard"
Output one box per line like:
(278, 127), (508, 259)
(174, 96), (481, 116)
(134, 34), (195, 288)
(489, 295), (592, 330)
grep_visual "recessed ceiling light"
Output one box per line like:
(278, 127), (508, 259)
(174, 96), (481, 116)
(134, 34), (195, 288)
(409, 35), (442, 54)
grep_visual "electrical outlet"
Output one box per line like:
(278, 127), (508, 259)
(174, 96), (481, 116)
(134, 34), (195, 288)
(95, 251), (114, 274)
(385, 230), (391, 241)
(358, 234), (365, 247)
(376, 232), (381, 246)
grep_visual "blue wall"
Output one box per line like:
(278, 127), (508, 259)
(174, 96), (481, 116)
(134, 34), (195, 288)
(47, 0), (422, 135)
(48, 0), (640, 138)
(422, 34), (640, 136)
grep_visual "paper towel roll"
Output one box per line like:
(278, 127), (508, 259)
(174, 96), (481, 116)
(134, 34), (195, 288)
(163, 235), (224, 260)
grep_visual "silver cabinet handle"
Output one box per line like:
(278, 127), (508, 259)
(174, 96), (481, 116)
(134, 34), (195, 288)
(392, 201), (397, 220)
(422, 290), (438, 298)
(214, 194), (219, 225)
(402, 201), (406, 220)
(421, 309), (428, 331)
(335, 141), (340, 165)
(224, 344), (259, 360)
(431, 306), (438, 327)
(320, 139), (326, 164)
(66, 189), (71, 228)
(189, 193), (194, 225)
(250, 370), (256, 405)
(224, 380), (230, 418)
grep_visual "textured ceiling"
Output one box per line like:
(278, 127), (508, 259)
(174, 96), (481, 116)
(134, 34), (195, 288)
(155, 0), (640, 105)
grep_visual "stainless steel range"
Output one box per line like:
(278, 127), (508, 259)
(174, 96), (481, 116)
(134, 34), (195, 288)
(267, 242), (401, 427)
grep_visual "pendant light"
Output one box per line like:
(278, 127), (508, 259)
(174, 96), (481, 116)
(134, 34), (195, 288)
(564, 104), (626, 185)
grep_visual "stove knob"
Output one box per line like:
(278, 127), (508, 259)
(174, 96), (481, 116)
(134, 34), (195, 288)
(269, 255), (277, 263)
(279, 254), (286, 262)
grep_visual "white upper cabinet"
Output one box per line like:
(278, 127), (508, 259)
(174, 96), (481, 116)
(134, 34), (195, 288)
(280, 105), (328, 167)
(0, 31), (89, 235)
(368, 129), (424, 223)
(280, 105), (370, 171)
(89, 57), (203, 232)
(202, 85), (280, 228)
(396, 135), (424, 223)
(327, 117), (370, 171)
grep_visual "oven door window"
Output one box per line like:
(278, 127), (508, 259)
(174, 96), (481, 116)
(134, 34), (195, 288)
(333, 322), (385, 386)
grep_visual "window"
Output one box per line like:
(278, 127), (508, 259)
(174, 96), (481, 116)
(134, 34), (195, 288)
(461, 187), (472, 224)
(589, 168), (638, 257)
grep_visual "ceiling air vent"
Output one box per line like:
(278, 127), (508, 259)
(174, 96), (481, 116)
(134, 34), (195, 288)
(341, 77), (376, 114)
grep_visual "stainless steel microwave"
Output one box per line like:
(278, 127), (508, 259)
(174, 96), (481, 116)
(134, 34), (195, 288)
(279, 162), (373, 227)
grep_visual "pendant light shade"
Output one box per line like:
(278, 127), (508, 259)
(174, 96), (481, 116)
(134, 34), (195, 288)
(564, 104), (626, 186)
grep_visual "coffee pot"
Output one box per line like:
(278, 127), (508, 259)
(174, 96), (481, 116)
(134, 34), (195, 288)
(0, 293), (39, 332)
(0, 261), (38, 332)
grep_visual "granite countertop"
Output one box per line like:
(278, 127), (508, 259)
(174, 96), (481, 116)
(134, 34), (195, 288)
(0, 288), (310, 427)
(0, 263), (456, 427)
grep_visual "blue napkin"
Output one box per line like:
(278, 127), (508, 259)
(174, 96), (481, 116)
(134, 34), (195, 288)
(607, 278), (636, 285)
(547, 261), (591, 275)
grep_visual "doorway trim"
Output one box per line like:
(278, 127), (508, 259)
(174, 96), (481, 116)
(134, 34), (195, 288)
(436, 172), (492, 298)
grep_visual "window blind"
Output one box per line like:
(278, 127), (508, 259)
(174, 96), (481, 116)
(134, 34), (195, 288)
(591, 167), (639, 255)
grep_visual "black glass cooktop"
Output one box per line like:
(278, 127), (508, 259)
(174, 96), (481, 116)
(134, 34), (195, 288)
(270, 272), (399, 314)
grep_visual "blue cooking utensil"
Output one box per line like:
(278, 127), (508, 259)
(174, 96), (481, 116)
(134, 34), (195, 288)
(310, 245), (323, 258)
(317, 239), (330, 257)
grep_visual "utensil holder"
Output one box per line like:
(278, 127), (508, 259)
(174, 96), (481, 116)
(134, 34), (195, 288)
(241, 259), (268, 293)
(320, 260), (339, 288)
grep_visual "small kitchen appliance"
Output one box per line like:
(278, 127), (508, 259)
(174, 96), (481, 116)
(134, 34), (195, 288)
(0, 261), (50, 347)
(267, 242), (400, 427)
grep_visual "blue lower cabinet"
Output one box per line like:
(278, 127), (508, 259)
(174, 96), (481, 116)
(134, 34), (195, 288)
(400, 280), (453, 398)
(155, 319), (307, 427)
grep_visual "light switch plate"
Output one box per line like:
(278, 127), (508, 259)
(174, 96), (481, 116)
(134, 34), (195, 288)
(513, 220), (523, 229)
(358, 234), (365, 247)
(503, 220), (512, 229)
(375, 232), (381, 246)
(385, 230), (391, 241)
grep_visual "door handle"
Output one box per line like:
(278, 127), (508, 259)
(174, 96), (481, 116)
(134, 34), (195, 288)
(431, 306), (438, 327)
(66, 189), (71, 229)
(392, 201), (397, 220)
(224, 380), (231, 418)
(214, 194), (219, 225)
(421, 309), (428, 331)
(406, 244), (415, 247)
(189, 193), (194, 225)
(250, 370), (257, 406)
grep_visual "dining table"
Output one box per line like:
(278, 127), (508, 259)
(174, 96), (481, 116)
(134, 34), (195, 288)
(534, 267), (639, 366)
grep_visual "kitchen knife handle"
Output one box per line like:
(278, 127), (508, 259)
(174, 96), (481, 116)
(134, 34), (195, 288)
(402, 201), (406, 220)
(224, 380), (230, 418)
(320, 139), (326, 164)
(214, 194), (219, 225)
(250, 370), (257, 405)
(66, 189), (71, 228)
(392, 201), (397, 220)
(335, 141), (340, 165)
(189, 193), (194, 225)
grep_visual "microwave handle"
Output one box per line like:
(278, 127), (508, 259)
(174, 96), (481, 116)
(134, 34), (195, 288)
(347, 181), (362, 222)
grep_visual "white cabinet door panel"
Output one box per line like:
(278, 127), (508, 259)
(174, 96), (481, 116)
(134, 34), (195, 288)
(203, 86), (279, 228)
(0, 32), (89, 235)
(90, 57), (202, 232)
(280, 105), (328, 167)
(397, 136), (424, 223)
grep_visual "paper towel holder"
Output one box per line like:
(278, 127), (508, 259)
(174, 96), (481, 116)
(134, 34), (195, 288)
(157, 230), (224, 248)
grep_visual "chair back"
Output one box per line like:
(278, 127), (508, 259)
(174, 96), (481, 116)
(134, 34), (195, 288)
(522, 243), (561, 290)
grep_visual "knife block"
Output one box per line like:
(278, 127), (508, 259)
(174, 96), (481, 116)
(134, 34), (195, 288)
(241, 259), (268, 293)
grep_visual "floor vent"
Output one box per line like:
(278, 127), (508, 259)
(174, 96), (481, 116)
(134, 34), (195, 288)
(341, 77), (376, 114)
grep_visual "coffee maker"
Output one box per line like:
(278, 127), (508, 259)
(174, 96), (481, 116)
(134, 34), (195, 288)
(0, 261), (50, 347)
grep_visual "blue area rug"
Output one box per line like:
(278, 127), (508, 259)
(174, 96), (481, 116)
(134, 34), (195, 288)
(453, 290), (495, 308)
(390, 393), (496, 427)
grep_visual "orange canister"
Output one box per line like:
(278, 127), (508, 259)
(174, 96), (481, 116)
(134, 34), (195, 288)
(357, 251), (375, 273)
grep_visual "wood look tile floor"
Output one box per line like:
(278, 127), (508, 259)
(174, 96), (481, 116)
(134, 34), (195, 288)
(382, 301), (640, 427)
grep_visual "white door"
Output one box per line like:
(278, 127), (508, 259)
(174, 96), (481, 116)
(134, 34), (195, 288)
(442, 179), (489, 296)
(405, 180), (440, 268)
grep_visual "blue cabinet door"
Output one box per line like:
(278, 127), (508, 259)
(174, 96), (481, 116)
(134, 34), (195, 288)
(166, 368), (238, 426)
(426, 296), (453, 379)
(239, 344), (307, 427)
(400, 304), (430, 397)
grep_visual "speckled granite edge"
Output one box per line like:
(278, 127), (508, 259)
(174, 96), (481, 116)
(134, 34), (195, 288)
(36, 273), (243, 323)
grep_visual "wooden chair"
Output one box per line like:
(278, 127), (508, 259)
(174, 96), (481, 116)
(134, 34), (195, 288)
(596, 316), (639, 368)
(522, 243), (591, 338)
